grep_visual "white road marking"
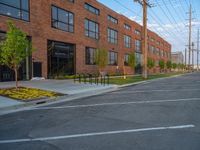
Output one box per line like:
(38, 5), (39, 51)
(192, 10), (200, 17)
(35, 98), (200, 110)
(0, 124), (194, 144)
(113, 89), (200, 94)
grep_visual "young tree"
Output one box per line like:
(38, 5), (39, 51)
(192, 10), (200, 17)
(123, 52), (135, 79)
(147, 58), (155, 69)
(128, 52), (135, 69)
(95, 49), (108, 75)
(172, 63), (177, 70)
(166, 60), (172, 69)
(159, 59), (165, 72)
(0, 21), (34, 88)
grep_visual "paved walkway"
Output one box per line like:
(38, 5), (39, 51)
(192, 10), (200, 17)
(0, 79), (116, 110)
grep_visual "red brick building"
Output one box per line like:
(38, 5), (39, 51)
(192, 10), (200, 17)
(0, 0), (171, 81)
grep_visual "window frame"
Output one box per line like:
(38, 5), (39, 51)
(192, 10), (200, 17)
(85, 47), (97, 65)
(51, 5), (74, 33)
(124, 54), (130, 66)
(107, 28), (118, 44)
(124, 35), (131, 48)
(124, 24), (131, 30)
(84, 18), (99, 40)
(135, 39), (142, 52)
(107, 15), (118, 24)
(0, 0), (30, 21)
(84, 3), (100, 15)
(134, 29), (141, 35)
(108, 51), (118, 66)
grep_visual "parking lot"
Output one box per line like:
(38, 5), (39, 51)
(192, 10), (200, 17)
(0, 72), (200, 150)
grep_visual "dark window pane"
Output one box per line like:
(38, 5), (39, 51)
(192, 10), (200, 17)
(21, 0), (29, 10)
(0, 0), (30, 21)
(85, 19), (99, 40)
(51, 6), (74, 33)
(58, 22), (67, 31)
(52, 6), (57, 19)
(21, 10), (29, 20)
(58, 9), (68, 23)
(52, 20), (58, 28)
(0, 4), (20, 18)
(69, 13), (73, 24)
(84, 3), (99, 15)
(85, 47), (96, 65)
(0, 0), (20, 8)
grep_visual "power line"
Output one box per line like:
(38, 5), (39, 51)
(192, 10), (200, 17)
(156, 0), (185, 34)
(110, 0), (185, 50)
(169, 0), (187, 27)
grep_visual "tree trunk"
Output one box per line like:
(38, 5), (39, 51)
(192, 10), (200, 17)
(14, 68), (18, 89)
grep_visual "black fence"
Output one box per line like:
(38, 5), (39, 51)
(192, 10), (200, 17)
(74, 73), (110, 85)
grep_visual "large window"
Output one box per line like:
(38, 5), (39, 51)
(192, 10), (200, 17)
(84, 3), (100, 15)
(108, 51), (118, 65)
(85, 19), (99, 40)
(135, 52), (142, 74)
(85, 47), (96, 65)
(156, 48), (160, 56)
(0, 0), (29, 21)
(108, 28), (118, 44)
(124, 35), (131, 48)
(124, 54), (129, 66)
(135, 29), (141, 35)
(150, 46), (154, 55)
(51, 5), (74, 33)
(124, 24), (131, 30)
(48, 41), (75, 77)
(108, 15), (118, 24)
(161, 50), (164, 57)
(68, 0), (74, 3)
(135, 40), (141, 52)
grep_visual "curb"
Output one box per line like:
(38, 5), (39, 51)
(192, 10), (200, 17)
(0, 72), (189, 116)
(0, 86), (118, 116)
(117, 73), (187, 88)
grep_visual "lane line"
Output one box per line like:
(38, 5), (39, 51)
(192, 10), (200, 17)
(0, 124), (194, 144)
(113, 89), (200, 94)
(35, 98), (200, 110)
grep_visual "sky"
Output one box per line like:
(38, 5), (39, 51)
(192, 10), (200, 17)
(98, 0), (200, 64)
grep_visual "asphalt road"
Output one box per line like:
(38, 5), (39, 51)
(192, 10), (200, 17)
(1, 72), (200, 150)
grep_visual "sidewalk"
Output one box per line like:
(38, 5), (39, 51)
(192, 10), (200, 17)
(0, 79), (117, 115)
(0, 73), (186, 115)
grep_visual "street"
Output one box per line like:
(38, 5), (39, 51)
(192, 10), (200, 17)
(0, 72), (200, 150)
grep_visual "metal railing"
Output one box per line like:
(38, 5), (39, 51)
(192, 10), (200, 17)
(74, 73), (109, 85)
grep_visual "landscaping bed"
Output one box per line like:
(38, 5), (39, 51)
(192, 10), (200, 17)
(0, 87), (64, 101)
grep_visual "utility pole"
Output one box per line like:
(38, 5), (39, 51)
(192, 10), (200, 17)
(134, 0), (151, 79)
(197, 29), (199, 71)
(192, 42), (194, 70)
(185, 48), (187, 67)
(187, 4), (192, 70)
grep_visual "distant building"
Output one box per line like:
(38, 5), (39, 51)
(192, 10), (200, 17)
(171, 52), (184, 64)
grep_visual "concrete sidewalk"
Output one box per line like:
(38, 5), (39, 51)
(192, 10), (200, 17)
(0, 73), (186, 115)
(0, 79), (117, 114)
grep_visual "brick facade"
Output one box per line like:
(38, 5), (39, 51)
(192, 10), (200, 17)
(0, 0), (171, 79)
